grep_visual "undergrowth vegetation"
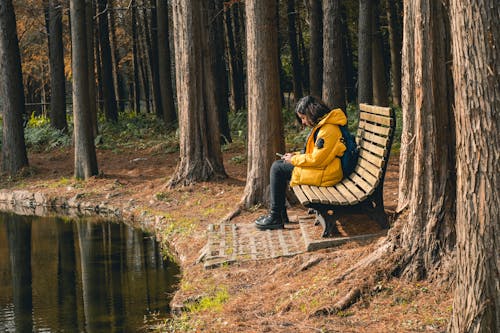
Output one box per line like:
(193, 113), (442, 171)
(0, 104), (401, 154)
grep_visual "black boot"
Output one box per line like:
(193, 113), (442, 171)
(255, 212), (284, 230)
(256, 210), (289, 224)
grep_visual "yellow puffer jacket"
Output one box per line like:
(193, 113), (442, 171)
(290, 108), (347, 187)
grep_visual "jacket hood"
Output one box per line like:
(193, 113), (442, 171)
(316, 108), (347, 127)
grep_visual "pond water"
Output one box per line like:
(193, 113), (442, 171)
(0, 212), (179, 332)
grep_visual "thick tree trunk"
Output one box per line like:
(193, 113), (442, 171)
(308, 0), (322, 98)
(393, 0), (455, 281)
(70, 0), (98, 179)
(287, 0), (303, 102)
(386, 0), (402, 106)
(242, 0), (283, 207)
(0, 0), (29, 175)
(47, 0), (68, 131)
(357, 0), (372, 104)
(449, 0), (500, 331)
(169, 0), (226, 187)
(322, 0), (346, 110)
(371, 0), (389, 107)
(97, 0), (118, 122)
(156, 0), (176, 126)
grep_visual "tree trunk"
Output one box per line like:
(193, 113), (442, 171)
(208, 0), (231, 144)
(0, 0), (29, 175)
(97, 0), (118, 122)
(131, 0), (141, 113)
(393, 0), (456, 281)
(309, 0), (323, 97)
(322, 0), (346, 110)
(357, 0), (372, 104)
(371, 0), (389, 106)
(156, 0), (176, 126)
(242, 0), (283, 207)
(47, 0), (68, 131)
(297, 9), (309, 94)
(341, 4), (356, 103)
(70, 0), (99, 179)
(287, 0), (303, 102)
(143, 0), (162, 117)
(85, 0), (98, 136)
(108, 0), (125, 113)
(449, 0), (500, 331)
(137, 13), (151, 114)
(230, 2), (245, 111)
(386, 0), (402, 106)
(169, 0), (226, 187)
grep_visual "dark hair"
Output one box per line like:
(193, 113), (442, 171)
(294, 95), (331, 126)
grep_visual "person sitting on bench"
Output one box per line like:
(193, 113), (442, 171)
(255, 95), (347, 230)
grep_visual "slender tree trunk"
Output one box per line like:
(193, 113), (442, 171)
(393, 0), (455, 281)
(169, 0), (226, 187)
(156, 0), (176, 125)
(208, 0), (231, 144)
(97, 0), (118, 122)
(137, 12), (151, 114)
(322, 0), (346, 110)
(85, 0), (98, 136)
(242, 0), (283, 207)
(70, 0), (99, 179)
(47, 0), (68, 131)
(386, 0), (402, 106)
(358, 0), (372, 103)
(287, 0), (303, 102)
(309, 0), (323, 97)
(297, 8), (309, 94)
(449, 0), (500, 331)
(131, 0), (141, 113)
(230, 2), (245, 111)
(0, 0), (29, 174)
(108, 0), (125, 112)
(371, 0), (389, 106)
(150, 0), (163, 119)
(341, 4), (356, 103)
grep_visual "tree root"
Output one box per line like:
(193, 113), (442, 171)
(311, 287), (361, 317)
(220, 203), (243, 223)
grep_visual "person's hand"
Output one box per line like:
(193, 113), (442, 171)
(283, 152), (295, 163)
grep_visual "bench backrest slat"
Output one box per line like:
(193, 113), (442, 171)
(341, 179), (367, 202)
(358, 120), (392, 136)
(359, 112), (393, 127)
(359, 103), (392, 117)
(354, 166), (379, 186)
(358, 130), (391, 147)
(348, 173), (374, 194)
(359, 140), (386, 157)
(359, 149), (384, 168)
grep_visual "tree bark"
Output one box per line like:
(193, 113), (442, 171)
(357, 0), (372, 104)
(169, 0), (226, 187)
(393, 0), (456, 281)
(143, 0), (161, 117)
(85, 0), (98, 136)
(449, 0), (500, 331)
(108, 0), (125, 113)
(386, 0), (402, 106)
(97, 0), (118, 122)
(308, 0), (322, 98)
(70, 0), (99, 179)
(156, 0), (176, 126)
(47, 0), (68, 131)
(131, 0), (141, 113)
(242, 0), (283, 207)
(287, 0), (303, 102)
(0, 0), (29, 175)
(322, 0), (346, 110)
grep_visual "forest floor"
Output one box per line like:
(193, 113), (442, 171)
(0, 142), (453, 332)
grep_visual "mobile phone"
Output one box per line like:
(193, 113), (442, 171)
(276, 153), (284, 158)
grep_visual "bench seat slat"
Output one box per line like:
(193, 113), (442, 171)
(359, 103), (392, 117)
(309, 185), (331, 204)
(292, 185), (310, 205)
(358, 120), (391, 136)
(325, 186), (349, 205)
(342, 179), (368, 202)
(334, 183), (359, 204)
(360, 112), (393, 127)
(301, 185), (321, 203)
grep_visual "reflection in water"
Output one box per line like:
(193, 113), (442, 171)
(0, 212), (179, 332)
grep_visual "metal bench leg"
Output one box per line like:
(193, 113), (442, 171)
(315, 208), (341, 238)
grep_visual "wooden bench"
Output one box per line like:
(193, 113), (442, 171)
(292, 103), (396, 238)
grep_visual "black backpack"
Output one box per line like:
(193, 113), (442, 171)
(339, 125), (359, 178)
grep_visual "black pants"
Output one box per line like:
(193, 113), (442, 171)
(270, 160), (294, 214)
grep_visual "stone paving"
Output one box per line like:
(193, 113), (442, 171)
(201, 214), (386, 269)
